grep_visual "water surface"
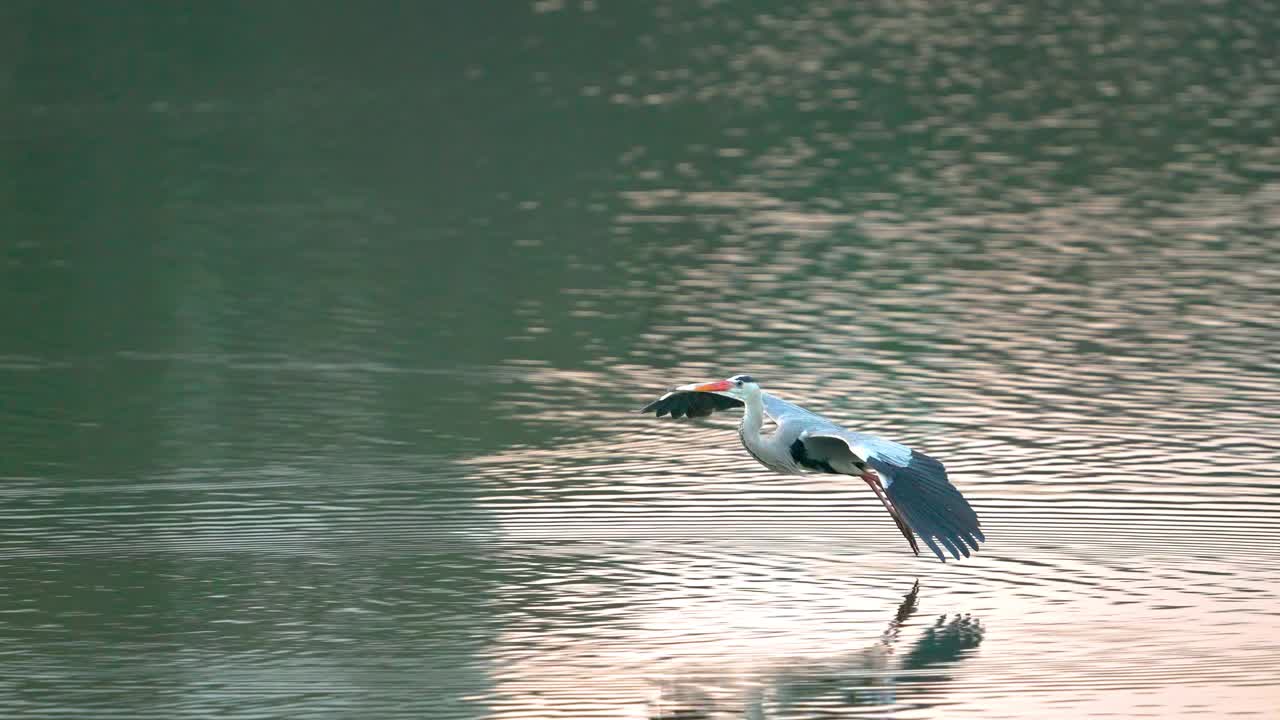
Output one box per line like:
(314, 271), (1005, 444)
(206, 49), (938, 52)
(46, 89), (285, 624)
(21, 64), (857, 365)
(3, 2), (1279, 718)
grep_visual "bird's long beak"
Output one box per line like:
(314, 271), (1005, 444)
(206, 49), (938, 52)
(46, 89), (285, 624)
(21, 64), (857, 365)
(679, 379), (732, 393)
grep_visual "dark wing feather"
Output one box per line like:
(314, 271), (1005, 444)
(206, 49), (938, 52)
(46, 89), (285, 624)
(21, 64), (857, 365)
(868, 451), (985, 562)
(801, 428), (983, 563)
(641, 391), (743, 420)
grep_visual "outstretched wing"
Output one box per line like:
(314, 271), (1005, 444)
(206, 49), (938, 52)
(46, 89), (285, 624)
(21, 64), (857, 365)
(642, 389), (813, 423)
(641, 390), (743, 419)
(801, 429), (984, 562)
(761, 392), (830, 427)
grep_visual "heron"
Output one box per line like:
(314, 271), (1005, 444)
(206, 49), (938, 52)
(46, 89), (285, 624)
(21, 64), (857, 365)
(641, 374), (984, 562)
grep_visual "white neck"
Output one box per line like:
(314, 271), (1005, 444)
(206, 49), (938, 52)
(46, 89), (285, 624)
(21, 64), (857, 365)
(740, 389), (765, 441)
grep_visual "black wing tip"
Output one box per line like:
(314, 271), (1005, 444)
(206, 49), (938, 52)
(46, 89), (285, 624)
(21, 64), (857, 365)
(880, 453), (984, 563)
(640, 392), (675, 417)
(917, 519), (983, 562)
(640, 389), (743, 421)
(923, 528), (983, 563)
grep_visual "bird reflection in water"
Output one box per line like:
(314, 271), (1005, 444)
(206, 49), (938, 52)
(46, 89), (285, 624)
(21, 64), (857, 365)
(649, 582), (983, 719)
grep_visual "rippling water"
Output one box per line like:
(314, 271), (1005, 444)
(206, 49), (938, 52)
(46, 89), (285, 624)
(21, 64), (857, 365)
(3, 1), (1279, 718)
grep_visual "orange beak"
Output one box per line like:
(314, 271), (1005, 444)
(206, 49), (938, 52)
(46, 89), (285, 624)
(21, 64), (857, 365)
(691, 380), (733, 392)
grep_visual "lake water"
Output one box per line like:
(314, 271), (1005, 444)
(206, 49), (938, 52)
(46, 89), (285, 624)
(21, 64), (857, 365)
(3, 2), (1279, 718)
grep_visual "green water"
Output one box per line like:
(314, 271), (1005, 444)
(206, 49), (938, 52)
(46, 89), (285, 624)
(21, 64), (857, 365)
(3, 2), (1279, 718)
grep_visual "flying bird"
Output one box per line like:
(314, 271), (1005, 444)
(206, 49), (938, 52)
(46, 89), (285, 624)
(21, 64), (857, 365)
(641, 374), (983, 562)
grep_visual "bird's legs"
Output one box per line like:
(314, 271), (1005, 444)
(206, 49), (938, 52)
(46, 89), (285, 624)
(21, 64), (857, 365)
(862, 470), (920, 556)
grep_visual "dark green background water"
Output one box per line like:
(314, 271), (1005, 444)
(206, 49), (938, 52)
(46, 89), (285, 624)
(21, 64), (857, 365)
(4, 2), (1279, 718)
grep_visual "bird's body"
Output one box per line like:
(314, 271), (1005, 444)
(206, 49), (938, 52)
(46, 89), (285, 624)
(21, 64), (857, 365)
(642, 375), (984, 562)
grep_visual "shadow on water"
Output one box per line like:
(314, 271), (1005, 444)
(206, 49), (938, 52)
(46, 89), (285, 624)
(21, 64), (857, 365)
(651, 582), (984, 719)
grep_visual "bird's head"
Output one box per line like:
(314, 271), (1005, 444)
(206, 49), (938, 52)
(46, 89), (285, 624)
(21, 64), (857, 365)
(677, 374), (760, 399)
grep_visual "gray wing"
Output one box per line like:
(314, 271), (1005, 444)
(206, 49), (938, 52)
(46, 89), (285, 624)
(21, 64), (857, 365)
(641, 390), (743, 419)
(802, 428), (985, 562)
(761, 392), (837, 427)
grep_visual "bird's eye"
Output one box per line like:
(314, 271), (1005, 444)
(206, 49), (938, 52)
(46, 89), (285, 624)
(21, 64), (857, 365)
(735, 379), (743, 387)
